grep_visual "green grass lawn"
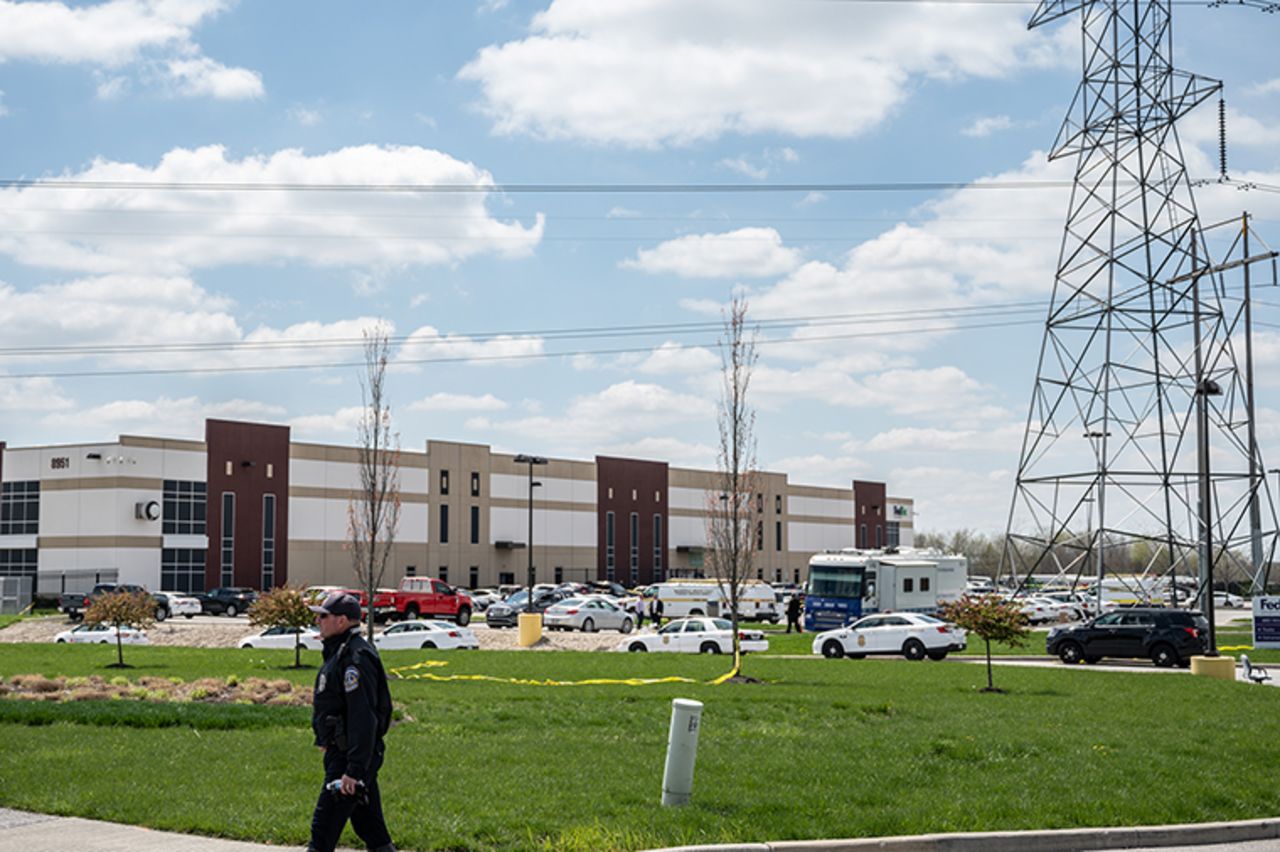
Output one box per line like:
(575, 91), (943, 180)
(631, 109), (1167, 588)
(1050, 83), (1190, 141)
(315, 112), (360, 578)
(1, 643), (1279, 851)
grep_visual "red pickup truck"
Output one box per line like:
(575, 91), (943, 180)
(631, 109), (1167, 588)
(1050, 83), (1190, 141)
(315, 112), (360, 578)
(389, 578), (473, 625)
(310, 579), (472, 625)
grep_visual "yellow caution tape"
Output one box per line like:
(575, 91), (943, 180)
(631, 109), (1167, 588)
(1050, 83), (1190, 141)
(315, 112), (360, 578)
(388, 658), (737, 687)
(1219, 645), (1254, 651)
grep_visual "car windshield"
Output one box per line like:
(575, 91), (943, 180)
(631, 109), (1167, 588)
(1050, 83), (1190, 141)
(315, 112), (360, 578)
(659, 622), (684, 635)
(504, 591), (528, 607)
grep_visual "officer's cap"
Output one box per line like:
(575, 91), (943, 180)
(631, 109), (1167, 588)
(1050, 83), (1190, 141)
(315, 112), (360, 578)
(309, 591), (362, 620)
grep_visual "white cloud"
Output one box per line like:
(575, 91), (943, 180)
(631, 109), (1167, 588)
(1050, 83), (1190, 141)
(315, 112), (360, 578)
(0, 375), (73, 412)
(798, 191), (826, 206)
(288, 105), (323, 126)
(861, 422), (1026, 453)
(719, 157), (768, 180)
(0, 144), (545, 275)
(95, 74), (128, 99)
(407, 392), (508, 412)
(165, 56), (262, 99)
(289, 407), (365, 439)
(606, 206), (641, 219)
(44, 395), (285, 441)
(482, 380), (713, 450)
(891, 465), (1013, 535)
(1248, 78), (1280, 96)
(0, 88), (7, 116)
(396, 325), (544, 369)
(605, 436), (716, 468)
(0, 0), (261, 100)
(766, 453), (869, 487)
(623, 227), (802, 279)
(962, 114), (1015, 138)
(635, 343), (719, 375)
(459, 0), (1066, 147)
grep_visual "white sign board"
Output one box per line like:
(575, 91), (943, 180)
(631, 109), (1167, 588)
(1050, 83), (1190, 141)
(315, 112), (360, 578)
(1252, 596), (1280, 650)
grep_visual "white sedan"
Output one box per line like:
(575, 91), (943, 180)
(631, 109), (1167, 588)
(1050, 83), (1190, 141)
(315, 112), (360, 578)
(238, 625), (323, 650)
(1214, 591), (1245, 608)
(812, 613), (966, 661)
(617, 617), (768, 654)
(54, 623), (149, 645)
(544, 596), (635, 633)
(375, 620), (480, 650)
(156, 591), (202, 619)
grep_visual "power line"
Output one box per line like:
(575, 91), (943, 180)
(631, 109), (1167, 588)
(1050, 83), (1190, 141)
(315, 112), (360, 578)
(0, 316), (1044, 381)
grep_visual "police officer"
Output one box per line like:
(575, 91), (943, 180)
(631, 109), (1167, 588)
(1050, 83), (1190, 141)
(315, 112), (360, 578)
(308, 592), (396, 852)
(786, 592), (803, 634)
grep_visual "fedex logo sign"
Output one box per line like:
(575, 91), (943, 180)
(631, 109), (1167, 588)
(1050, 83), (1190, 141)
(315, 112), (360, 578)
(1259, 599), (1280, 612)
(1253, 597), (1280, 649)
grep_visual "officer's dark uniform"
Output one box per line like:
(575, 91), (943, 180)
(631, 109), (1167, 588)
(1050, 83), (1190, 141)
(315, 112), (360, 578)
(309, 603), (395, 852)
(786, 594), (802, 633)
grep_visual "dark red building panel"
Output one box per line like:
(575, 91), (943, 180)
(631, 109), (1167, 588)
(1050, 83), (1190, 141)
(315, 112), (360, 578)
(596, 456), (669, 586)
(205, 419), (290, 590)
(852, 480), (886, 550)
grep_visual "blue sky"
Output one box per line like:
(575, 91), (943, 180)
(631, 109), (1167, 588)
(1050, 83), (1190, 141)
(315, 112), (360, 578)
(1, 0), (1279, 535)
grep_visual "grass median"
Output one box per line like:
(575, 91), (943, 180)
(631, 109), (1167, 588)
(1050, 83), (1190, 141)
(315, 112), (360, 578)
(1, 643), (1278, 851)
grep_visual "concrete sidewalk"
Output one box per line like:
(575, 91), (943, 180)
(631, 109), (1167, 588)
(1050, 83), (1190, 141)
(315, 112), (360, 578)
(0, 808), (359, 852)
(7, 807), (1280, 852)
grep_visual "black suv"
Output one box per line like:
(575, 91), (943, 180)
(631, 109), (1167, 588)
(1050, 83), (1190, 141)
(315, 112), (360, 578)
(1046, 607), (1208, 667)
(198, 587), (259, 617)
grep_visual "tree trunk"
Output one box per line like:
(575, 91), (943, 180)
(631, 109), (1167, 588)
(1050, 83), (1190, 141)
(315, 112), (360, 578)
(985, 637), (994, 690)
(116, 626), (124, 667)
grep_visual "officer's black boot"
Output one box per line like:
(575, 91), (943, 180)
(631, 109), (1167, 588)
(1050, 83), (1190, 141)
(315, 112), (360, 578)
(369, 844), (397, 852)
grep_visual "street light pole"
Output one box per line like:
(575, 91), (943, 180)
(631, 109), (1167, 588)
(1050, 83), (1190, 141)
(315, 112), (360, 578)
(514, 454), (547, 613)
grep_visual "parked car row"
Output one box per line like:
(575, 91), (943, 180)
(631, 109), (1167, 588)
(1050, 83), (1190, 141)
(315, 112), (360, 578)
(236, 620), (480, 652)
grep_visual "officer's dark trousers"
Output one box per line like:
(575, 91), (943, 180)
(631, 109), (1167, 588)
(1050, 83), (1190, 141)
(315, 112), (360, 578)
(309, 745), (393, 852)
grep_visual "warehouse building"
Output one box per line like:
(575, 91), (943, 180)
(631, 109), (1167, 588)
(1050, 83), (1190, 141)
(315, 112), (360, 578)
(0, 419), (914, 596)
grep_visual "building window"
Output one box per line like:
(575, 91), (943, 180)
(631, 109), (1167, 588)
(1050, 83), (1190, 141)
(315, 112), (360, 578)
(0, 548), (37, 579)
(471, 472), (480, 497)
(0, 481), (39, 535)
(605, 511), (615, 580)
(161, 548), (205, 593)
(921, 577), (931, 592)
(629, 513), (639, 583)
(756, 520), (764, 551)
(859, 524), (868, 549)
(440, 470), (449, 495)
(903, 577), (914, 593)
(757, 493), (764, 512)
(220, 492), (235, 586)
(794, 568), (801, 584)
(499, 571), (515, 586)
(439, 504), (449, 544)
(470, 506), (480, 545)
(774, 568), (782, 582)
(469, 566), (479, 589)
(653, 514), (663, 581)
(261, 494), (276, 590)
(439, 566), (448, 583)
(554, 566), (563, 584)
(775, 521), (782, 552)
(887, 521), (901, 548)
(775, 495), (782, 515)
(875, 525), (883, 549)
(406, 565), (417, 576)
(162, 480), (206, 535)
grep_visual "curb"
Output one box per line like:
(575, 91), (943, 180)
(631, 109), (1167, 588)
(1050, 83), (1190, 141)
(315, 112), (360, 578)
(645, 816), (1280, 851)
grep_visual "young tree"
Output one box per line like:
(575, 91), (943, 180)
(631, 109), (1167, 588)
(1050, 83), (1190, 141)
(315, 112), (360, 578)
(706, 296), (760, 677)
(84, 590), (155, 668)
(248, 586), (316, 668)
(348, 326), (403, 641)
(939, 594), (1030, 693)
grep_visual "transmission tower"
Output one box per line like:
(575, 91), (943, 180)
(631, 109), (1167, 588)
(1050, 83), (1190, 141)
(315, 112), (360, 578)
(1001, 0), (1279, 620)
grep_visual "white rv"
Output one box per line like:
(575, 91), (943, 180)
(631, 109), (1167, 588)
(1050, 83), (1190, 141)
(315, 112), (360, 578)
(804, 547), (968, 631)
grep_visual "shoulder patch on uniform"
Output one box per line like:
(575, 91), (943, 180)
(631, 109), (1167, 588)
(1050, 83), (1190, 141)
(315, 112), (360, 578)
(343, 666), (360, 692)
(316, 672), (327, 693)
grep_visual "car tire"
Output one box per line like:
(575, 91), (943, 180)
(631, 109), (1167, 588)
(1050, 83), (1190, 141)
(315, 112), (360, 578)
(927, 651), (948, 661)
(456, 607), (472, 627)
(155, 607), (168, 622)
(226, 604), (238, 618)
(629, 642), (647, 652)
(56, 639), (66, 644)
(582, 618), (596, 633)
(421, 641), (437, 650)
(699, 641), (721, 654)
(1151, 643), (1178, 668)
(902, 639), (927, 661)
(243, 643), (254, 649)
(821, 639), (845, 659)
(405, 605), (420, 620)
(1058, 641), (1084, 665)
(848, 653), (866, 660)
(620, 618), (634, 634)
(184, 614), (194, 619)
(1084, 655), (1101, 664)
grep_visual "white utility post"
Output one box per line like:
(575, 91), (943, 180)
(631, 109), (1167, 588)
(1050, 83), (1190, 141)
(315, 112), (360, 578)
(661, 698), (703, 806)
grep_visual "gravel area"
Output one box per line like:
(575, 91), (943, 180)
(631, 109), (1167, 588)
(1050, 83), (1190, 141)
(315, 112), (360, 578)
(0, 615), (635, 652)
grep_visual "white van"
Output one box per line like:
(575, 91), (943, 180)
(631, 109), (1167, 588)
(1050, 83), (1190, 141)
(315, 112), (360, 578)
(645, 580), (780, 622)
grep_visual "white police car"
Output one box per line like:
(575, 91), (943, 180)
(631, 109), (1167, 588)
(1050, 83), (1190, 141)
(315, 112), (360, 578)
(812, 612), (966, 661)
